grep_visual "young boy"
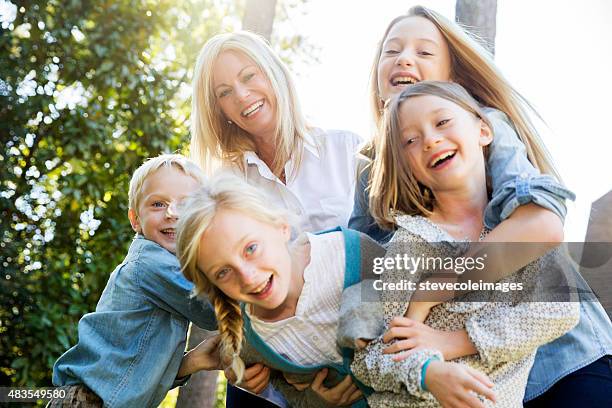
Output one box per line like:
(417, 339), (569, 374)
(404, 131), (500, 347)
(51, 154), (219, 408)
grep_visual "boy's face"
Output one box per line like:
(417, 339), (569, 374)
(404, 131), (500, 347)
(128, 166), (200, 253)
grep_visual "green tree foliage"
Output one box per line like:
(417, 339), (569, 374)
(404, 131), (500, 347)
(0, 0), (251, 386)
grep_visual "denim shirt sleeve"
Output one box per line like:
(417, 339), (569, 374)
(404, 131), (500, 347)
(348, 160), (395, 245)
(483, 108), (576, 229)
(137, 242), (218, 331)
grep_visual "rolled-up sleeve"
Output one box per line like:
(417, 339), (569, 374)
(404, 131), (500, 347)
(483, 107), (575, 229)
(351, 338), (443, 400)
(485, 174), (576, 229)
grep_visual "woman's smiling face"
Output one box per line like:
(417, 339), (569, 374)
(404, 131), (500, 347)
(196, 208), (295, 313)
(377, 16), (452, 103)
(212, 50), (278, 140)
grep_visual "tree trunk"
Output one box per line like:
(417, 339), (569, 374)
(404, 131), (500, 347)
(242, 0), (277, 42)
(455, 0), (497, 55)
(175, 325), (218, 408)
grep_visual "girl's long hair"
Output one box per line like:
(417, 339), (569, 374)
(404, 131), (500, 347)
(363, 5), (559, 182)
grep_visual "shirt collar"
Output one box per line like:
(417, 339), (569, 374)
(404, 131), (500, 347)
(243, 130), (321, 166)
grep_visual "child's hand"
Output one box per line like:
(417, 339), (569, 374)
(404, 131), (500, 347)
(355, 338), (371, 349)
(382, 317), (479, 361)
(425, 361), (496, 408)
(177, 334), (222, 378)
(382, 317), (446, 361)
(310, 368), (363, 406)
(225, 363), (270, 395)
(283, 372), (311, 391)
(192, 334), (222, 370)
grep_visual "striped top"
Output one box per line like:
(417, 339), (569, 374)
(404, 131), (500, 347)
(245, 231), (345, 366)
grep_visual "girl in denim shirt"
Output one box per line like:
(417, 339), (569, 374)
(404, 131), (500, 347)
(351, 6), (611, 406)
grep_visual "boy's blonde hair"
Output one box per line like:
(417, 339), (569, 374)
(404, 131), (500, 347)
(175, 172), (291, 382)
(363, 5), (559, 181)
(128, 154), (205, 215)
(191, 30), (311, 177)
(371, 81), (492, 229)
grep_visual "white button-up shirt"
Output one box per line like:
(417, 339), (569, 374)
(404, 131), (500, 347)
(246, 231), (346, 365)
(233, 128), (362, 233)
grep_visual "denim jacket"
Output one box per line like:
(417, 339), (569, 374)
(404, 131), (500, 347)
(52, 235), (218, 408)
(349, 107), (576, 245)
(524, 271), (612, 401)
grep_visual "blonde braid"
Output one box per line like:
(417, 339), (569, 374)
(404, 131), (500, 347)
(209, 287), (246, 382)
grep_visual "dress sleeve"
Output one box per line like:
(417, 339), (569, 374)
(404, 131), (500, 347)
(483, 108), (575, 229)
(350, 226), (444, 400)
(351, 337), (443, 400)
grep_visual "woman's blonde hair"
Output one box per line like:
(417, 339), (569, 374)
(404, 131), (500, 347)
(175, 172), (291, 382)
(363, 5), (559, 181)
(191, 30), (311, 178)
(370, 81), (493, 229)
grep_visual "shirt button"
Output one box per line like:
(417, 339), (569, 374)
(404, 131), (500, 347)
(520, 172), (528, 179)
(312, 335), (319, 341)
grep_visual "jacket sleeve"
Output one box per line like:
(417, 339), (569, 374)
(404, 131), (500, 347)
(348, 159), (395, 245)
(483, 108), (575, 229)
(137, 243), (218, 330)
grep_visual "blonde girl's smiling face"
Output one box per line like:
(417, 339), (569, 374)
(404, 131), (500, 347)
(196, 208), (296, 315)
(212, 50), (277, 140)
(378, 17), (452, 103)
(398, 95), (492, 192)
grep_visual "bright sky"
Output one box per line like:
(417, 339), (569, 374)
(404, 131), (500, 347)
(288, 0), (612, 241)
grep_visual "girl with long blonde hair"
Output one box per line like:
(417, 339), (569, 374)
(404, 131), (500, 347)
(176, 173), (386, 408)
(352, 6), (611, 406)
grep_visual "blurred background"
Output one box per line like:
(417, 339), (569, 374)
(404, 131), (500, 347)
(1, 0), (610, 406)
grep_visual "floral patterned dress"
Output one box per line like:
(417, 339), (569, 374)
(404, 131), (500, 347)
(349, 214), (579, 408)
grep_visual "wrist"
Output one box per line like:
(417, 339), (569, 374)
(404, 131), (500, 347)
(421, 356), (441, 391)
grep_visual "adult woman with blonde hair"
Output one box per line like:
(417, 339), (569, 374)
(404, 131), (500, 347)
(190, 30), (363, 406)
(191, 30), (361, 234)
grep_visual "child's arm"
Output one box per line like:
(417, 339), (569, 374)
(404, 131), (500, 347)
(381, 317), (477, 361)
(472, 109), (574, 283)
(137, 248), (218, 331)
(224, 363), (271, 395)
(176, 335), (221, 378)
(484, 108), (575, 230)
(465, 300), (579, 368)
